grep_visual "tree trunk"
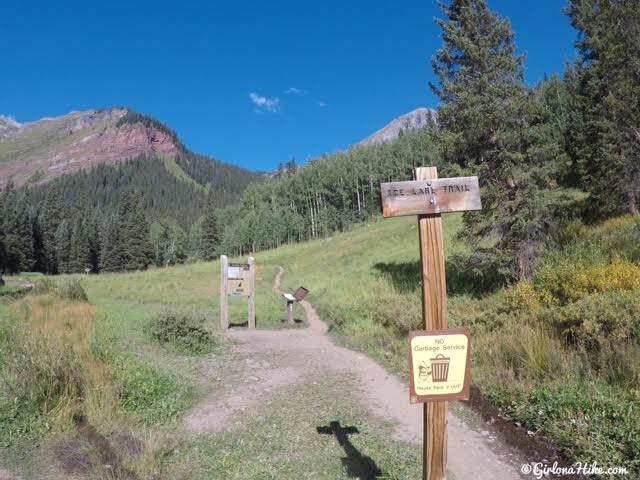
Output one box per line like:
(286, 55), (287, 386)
(369, 174), (375, 218)
(310, 201), (316, 239)
(628, 190), (639, 215)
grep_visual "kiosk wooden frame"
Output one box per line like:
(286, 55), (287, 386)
(219, 255), (256, 330)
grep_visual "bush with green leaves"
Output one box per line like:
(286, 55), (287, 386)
(32, 277), (57, 295)
(150, 310), (215, 355)
(490, 381), (640, 475)
(32, 277), (89, 302)
(539, 290), (640, 348)
(56, 278), (89, 302)
(534, 258), (640, 304)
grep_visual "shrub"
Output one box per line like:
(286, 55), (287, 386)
(150, 310), (215, 355)
(501, 282), (546, 313)
(33, 277), (57, 295)
(539, 290), (640, 348)
(504, 382), (640, 475)
(446, 250), (513, 295)
(0, 286), (27, 300)
(56, 278), (89, 302)
(32, 277), (89, 302)
(474, 323), (570, 382)
(587, 216), (640, 254)
(590, 342), (640, 387)
(554, 218), (585, 245)
(372, 293), (421, 334)
(534, 258), (640, 304)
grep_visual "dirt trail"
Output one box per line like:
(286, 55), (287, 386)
(0, 469), (21, 480)
(185, 266), (526, 479)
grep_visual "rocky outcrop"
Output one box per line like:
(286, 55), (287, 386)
(0, 116), (22, 141)
(359, 108), (438, 146)
(0, 108), (181, 187)
(44, 122), (179, 178)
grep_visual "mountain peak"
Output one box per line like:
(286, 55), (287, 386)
(0, 115), (23, 141)
(359, 108), (438, 146)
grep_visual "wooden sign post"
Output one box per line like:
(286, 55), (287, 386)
(220, 255), (229, 330)
(219, 255), (256, 330)
(380, 167), (481, 480)
(282, 286), (310, 325)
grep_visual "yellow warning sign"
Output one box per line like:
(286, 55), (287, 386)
(409, 328), (471, 403)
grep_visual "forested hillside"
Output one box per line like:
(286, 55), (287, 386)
(0, 111), (262, 275)
(2, 0), (638, 287)
(219, 128), (441, 255)
(220, 0), (639, 290)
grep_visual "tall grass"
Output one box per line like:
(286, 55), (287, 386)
(3, 213), (637, 474)
(250, 213), (640, 474)
(0, 291), (196, 446)
(0, 294), (115, 440)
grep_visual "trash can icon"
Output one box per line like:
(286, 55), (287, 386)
(430, 354), (450, 382)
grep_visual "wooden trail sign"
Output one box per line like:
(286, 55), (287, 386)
(381, 167), (481, 480)
(219, 255), (256, 330)
(381, 176), (480, 218)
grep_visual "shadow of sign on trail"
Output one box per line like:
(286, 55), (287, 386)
(317, 421), (382, 479)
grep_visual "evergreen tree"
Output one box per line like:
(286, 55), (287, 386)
(201, 193), (219, 260)
(0, 182), (27, 274)
(54, 220), (72, 274)
(68, 217), (91, 273)
(119, 192), (152, 271)
(431, 0), (525, 171)
(568, 0), (640, 216)
(0, 186), (10, 274)
(286, 158), (297, 175)
(31, 215), (46, 273)
(40, 185), (65, 273)
(528, 74), (573, 184)
(86, 213), (102, 273)
(100, 213), (124, 272)
(275, 162), (287, 179)
(431, 0), (552, 280)
(15, 195), (35, 271)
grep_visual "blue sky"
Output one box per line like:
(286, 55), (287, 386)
(1, 0), (576, 172)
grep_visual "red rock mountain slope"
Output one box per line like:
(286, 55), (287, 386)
(0, 108), (180, 187)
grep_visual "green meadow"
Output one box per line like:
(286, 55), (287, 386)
(1, 213), (639, 478)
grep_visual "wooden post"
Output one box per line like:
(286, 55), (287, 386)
(220, 255), (229, 330)
(287, 301), (294, 325)
(417, 167), (448, 480)
(380, 166), (481, 480)
(248, 256), (256, 329)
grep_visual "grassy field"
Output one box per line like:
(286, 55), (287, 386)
(1, 213), (639, 478)
(253, 215), (640, 476)
(0, 228), (415, 478)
